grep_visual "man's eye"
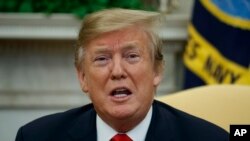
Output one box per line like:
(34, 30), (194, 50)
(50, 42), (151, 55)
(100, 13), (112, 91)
(128, 54), (138, 58)
(126, 53), (140, 63)
(94, 56), (110, 66)
(95, 57), (107, 61)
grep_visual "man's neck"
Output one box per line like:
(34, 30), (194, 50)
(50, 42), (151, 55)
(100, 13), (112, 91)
(96, 106), (153, 141)
(97, 105), (152, 132)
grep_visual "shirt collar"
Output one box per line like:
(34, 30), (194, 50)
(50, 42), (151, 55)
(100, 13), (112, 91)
(96, 106), (153, 141)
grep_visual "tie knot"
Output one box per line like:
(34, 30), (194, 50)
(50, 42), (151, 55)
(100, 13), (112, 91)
(110, 134), (133, 141)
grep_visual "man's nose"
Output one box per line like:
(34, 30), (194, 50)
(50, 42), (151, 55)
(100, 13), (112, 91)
(111, 57), (126, 80)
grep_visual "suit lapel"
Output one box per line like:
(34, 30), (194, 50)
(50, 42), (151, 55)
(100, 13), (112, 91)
(68, 106), (97, 141)
(145, 100), (177, 141)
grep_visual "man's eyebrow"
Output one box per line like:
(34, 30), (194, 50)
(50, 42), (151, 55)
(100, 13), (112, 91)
(93, 46), (112, 54)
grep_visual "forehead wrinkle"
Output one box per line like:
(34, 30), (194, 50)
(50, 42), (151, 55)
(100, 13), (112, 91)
(93, 46), (113, 54)
(95, 41), (140, 53)
(119, 41), (141, 51)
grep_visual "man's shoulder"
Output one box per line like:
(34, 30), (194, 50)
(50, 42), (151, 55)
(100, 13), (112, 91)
(24, 103), (94, 128)
(152, 100), (229, 140)
(16, 103), (95, 141)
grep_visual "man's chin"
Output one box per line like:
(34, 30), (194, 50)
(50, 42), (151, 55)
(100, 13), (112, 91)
(108, 107), (135, 120)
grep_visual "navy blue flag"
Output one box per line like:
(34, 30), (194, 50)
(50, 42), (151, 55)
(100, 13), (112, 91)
(183, 0), (250, 89)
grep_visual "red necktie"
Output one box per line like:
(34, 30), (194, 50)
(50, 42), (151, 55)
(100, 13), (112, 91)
(110, 134), (133, 141)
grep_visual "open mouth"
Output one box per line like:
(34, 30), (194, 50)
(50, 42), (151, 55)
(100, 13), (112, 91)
(111, 87), (132, 98)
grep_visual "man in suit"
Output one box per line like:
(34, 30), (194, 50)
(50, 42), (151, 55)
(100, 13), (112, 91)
(16, 8), (228, 141)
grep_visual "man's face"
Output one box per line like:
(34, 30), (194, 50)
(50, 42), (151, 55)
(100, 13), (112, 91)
(77, 26), (162, 123)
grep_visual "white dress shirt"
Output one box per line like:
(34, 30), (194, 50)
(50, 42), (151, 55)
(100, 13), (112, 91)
(97, 106), (153, 141)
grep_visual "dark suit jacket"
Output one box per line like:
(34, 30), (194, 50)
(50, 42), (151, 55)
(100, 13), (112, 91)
(16, 100), (229, 141)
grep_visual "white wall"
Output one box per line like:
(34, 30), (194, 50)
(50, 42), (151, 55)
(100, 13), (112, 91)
(0, 109), (66, 141)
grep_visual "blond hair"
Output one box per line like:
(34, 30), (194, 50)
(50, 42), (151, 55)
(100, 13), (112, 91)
(75, 8), (164, 73)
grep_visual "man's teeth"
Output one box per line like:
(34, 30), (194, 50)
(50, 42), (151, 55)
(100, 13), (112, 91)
(113, 93), (128, 97)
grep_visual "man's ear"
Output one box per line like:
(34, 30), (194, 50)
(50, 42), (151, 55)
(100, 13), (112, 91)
(76, 69), (89, 93)
(153, 71), (163, 87)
